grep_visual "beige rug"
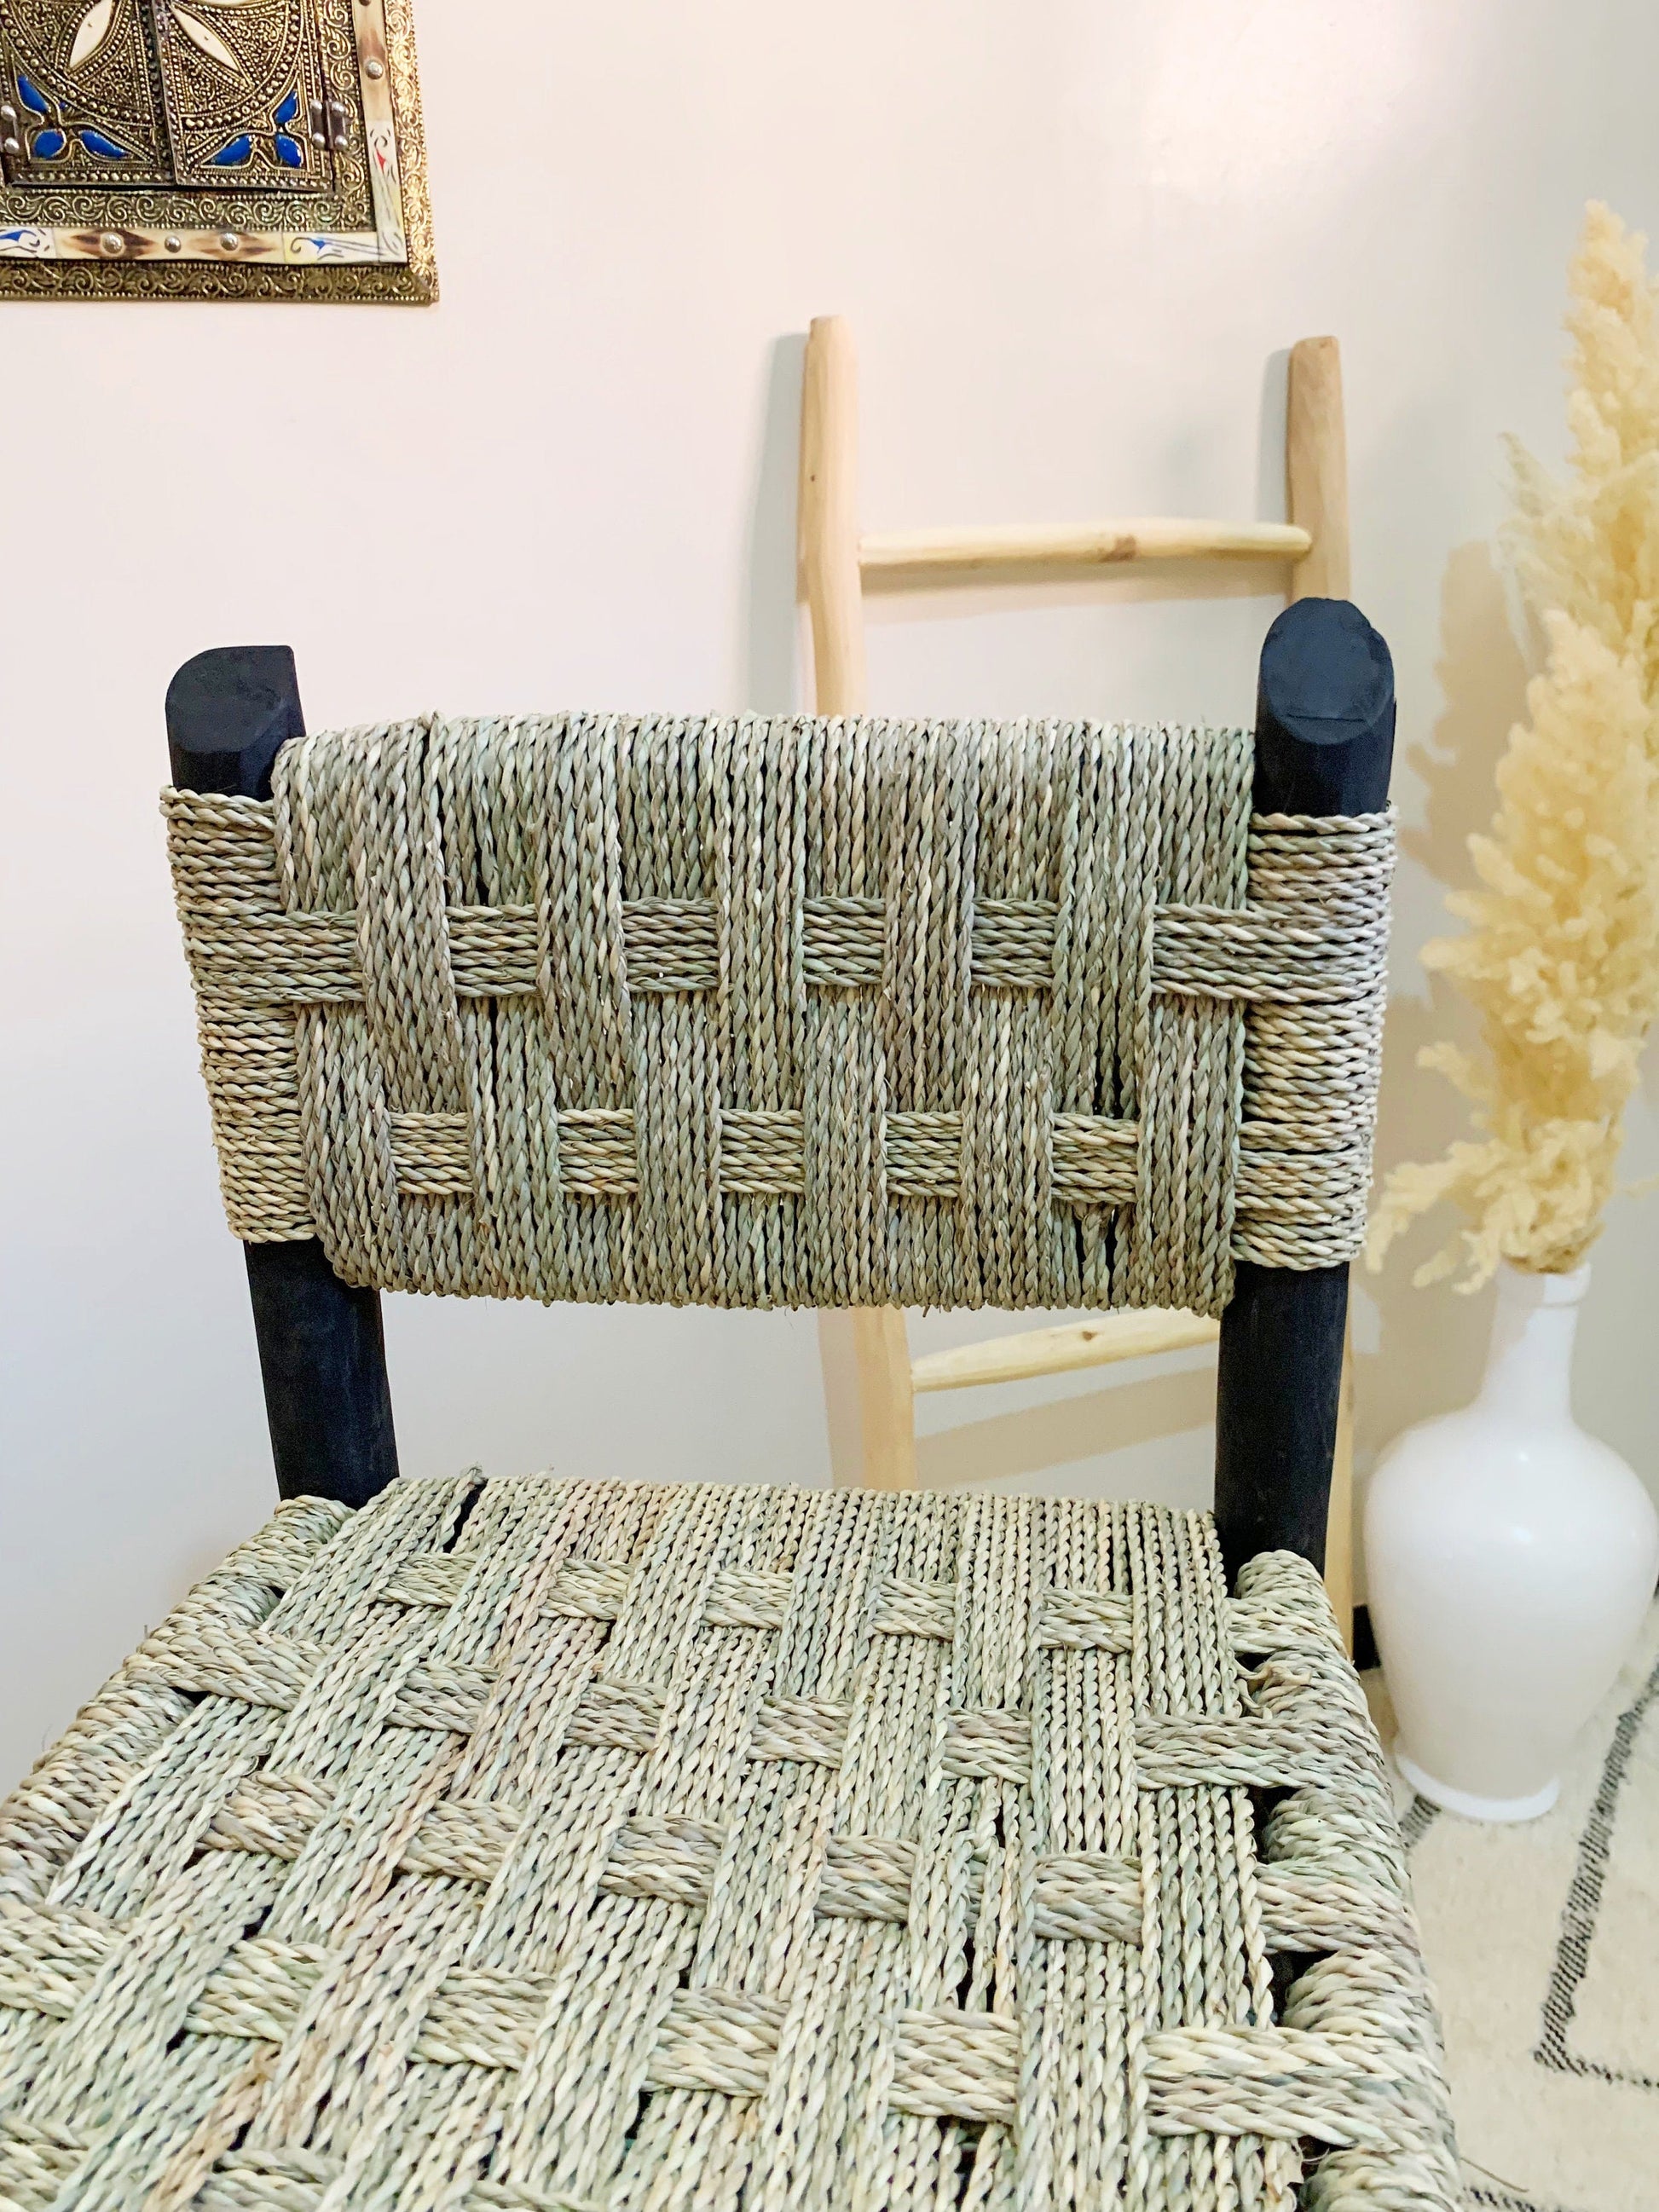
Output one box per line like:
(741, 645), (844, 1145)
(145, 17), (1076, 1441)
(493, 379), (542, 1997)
(1370, 1605), (1659, 2210)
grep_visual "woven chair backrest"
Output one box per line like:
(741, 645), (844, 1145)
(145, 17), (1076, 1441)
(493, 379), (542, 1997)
(165, 711), (1391, 1316)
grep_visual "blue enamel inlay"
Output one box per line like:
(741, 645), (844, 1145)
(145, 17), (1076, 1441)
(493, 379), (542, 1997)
(16, 75), (48, 115)
(32, 128), (66, 158)
(274, 90), (299, 126)
(275, 132), (303, 167)
(208, 134), (253, 166)
(78, 128), (127, 159)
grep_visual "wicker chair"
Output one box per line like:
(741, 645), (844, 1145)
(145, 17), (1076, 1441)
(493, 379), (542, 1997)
(0, 602), (1459, 2211)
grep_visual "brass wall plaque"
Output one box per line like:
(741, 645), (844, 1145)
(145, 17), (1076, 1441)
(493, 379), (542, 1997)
(0, 0), (432, 299)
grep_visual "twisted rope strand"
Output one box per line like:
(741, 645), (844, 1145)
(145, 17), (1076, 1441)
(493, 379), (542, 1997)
(0, 1482), (1456, 2209)
(165, 717), (1392, 1314)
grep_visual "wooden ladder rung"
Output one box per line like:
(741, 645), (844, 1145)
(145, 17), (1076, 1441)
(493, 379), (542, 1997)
(859, 518), (1310, 580)
(910, 1310), (1220, 1395)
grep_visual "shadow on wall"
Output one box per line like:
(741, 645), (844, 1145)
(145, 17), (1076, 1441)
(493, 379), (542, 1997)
(1356, 540), (1532, 1477)
(741, 332), (806, 716)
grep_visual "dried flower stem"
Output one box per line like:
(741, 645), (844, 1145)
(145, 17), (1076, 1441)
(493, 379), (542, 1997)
(1370, 205), (1659, 1288)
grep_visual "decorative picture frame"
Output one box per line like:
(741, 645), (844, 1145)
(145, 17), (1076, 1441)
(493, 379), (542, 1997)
(0, 0), (433, 301)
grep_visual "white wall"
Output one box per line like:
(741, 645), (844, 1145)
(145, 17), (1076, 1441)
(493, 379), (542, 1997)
(5, 0), (1657, 1792)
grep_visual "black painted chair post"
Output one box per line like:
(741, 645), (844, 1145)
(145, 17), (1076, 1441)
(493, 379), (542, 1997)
(1213, 597), (1396, 1583)
(166, 646), (400, 1509)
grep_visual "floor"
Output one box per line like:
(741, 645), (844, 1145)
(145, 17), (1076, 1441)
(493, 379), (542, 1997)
(1368, 1605), (1659, 2212)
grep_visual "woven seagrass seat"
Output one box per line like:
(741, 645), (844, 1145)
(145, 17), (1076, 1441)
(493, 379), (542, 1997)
(0, 613), (1460, 2209)
(0, 1481), (1453, 2212)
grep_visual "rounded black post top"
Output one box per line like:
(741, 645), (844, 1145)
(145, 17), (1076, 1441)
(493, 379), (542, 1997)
(1254, 598), (1395, 818)
(166, 645), (305, 800)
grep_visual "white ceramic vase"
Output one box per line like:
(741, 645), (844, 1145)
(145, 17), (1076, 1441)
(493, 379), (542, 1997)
(1366, 1262), (1658, 1822)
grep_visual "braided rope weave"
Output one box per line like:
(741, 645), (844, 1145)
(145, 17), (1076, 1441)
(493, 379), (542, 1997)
(165, 713), (1392, 1313)
(0, 1478), (1457, 2209)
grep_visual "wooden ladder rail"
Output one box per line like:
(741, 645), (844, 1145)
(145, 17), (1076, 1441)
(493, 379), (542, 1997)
(798, 319), (1357, 1645)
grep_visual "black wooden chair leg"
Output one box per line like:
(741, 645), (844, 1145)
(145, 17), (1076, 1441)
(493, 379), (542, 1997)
(1213, 598), (1395, 1583)
(244, 1243), (400, 1507)
(1215, 1260), (1350, 1580)
(167, 644), (401, 1506)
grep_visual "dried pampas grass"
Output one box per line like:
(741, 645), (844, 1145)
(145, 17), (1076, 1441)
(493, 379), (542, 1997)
(1370, 204), (1659, 1288)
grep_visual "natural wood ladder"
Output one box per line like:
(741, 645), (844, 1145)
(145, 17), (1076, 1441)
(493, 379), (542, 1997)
(799, 318), (1357, 1649)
